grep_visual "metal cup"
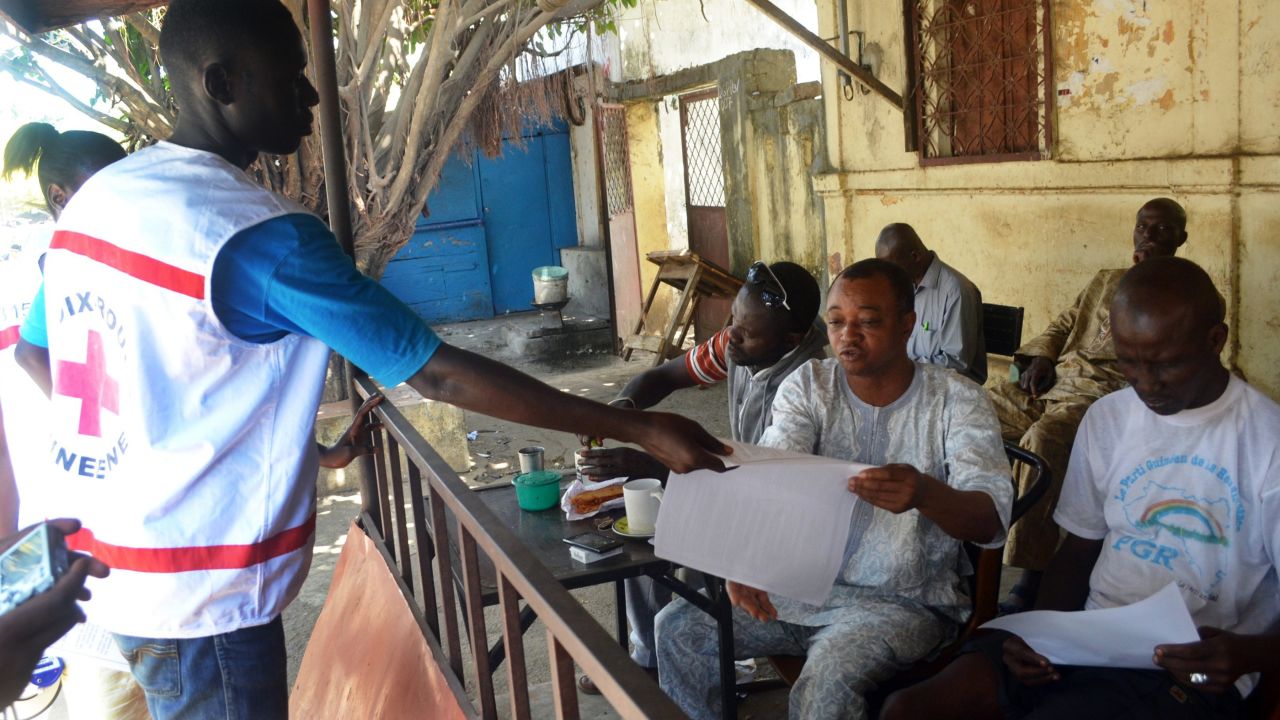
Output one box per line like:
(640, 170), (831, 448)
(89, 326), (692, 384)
(518, 446), (545, 474)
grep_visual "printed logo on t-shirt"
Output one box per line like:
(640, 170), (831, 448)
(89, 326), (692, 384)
(0, 300), (31, 328)
(1112, 453), (1242, 603)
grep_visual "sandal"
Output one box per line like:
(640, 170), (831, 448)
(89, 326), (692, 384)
(577, 674), (602, 696)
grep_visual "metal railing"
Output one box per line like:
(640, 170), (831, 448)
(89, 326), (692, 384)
(352, 377), (683, 719)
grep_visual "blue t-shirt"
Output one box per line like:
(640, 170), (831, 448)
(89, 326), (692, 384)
(18, 283), (45, 347)
(20, 213), (439, 387)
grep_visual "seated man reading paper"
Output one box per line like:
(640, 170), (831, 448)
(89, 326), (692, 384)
(882, 257), (1280, 720)
(654, 259), (1013, 720)
(575, 260), (825, 694)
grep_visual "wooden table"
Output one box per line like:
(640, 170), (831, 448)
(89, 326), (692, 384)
(467, 482), (740, 718)
(623, 250), (743, 366)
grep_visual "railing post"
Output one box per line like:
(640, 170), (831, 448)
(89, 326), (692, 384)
(305, 0), (379, 530)
(369, 430), (391, 545)
(368, 430), (391, 543)
(499, 577), (532, 720)
(406, 465), (439, 637)
(548, 632), (581, 720)
(460, 529), (497, 720)
(430, 487), (464, 679)
(387, 440), (413, 590)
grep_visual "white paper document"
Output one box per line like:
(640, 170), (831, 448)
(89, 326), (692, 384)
(653, 441), (867, 606)
(980, 583), (1200, 669)
(47, 622), (131, 672)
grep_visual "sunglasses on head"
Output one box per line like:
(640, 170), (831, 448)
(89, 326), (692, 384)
(746, 261), (791, 311)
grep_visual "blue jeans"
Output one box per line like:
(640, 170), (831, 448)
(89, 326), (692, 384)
(114, 616), (288, 720)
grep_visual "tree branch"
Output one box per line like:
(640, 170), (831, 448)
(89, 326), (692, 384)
(0, 58), (131, 135)
(122, 12), (160, 46)
(3, 22), (171, 137)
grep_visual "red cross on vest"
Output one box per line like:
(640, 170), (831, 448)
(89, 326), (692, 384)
(55, 330), (120, 437)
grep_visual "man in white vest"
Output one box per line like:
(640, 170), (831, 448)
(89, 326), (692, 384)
(14, 1), (728, 716)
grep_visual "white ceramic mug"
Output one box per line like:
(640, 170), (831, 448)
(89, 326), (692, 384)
(623, 478), (664, 535)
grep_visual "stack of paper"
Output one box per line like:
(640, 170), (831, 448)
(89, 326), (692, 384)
(653, 441), (867, 605)
(980, 583), (1199, 668)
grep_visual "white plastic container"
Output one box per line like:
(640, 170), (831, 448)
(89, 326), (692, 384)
(532, 266), (569, 305)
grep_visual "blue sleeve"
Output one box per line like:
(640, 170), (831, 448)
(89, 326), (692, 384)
(211, 214), (442, 386)
(18, 283), (47, 348)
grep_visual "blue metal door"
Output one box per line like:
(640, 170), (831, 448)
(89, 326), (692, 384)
(380, 153), (494, 323)
(478, 125), (578, 315)
(381, 121), (577, 322)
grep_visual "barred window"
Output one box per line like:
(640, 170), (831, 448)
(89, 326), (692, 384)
(910, 0), (1053, 164)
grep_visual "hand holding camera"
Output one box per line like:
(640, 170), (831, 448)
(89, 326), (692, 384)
(0, 519), (109, 706)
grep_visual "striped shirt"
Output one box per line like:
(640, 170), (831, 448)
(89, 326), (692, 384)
(684, 328), (731, 385)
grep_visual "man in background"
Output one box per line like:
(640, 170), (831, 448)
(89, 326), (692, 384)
(875, 222), (986, 384)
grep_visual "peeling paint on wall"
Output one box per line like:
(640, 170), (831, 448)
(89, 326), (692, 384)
(1123, 76), (1169, 105)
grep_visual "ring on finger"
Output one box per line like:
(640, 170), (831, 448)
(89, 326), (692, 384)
(1189, 672), (1209, 685)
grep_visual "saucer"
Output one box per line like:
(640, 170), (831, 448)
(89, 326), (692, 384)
(612, 517), (655, 539)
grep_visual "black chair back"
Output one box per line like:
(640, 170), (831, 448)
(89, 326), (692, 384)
(983, 303), (1025, 356)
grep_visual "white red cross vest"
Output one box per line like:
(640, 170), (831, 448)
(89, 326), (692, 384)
(44, 142), (332, 638)
(0, 232), (54, 526)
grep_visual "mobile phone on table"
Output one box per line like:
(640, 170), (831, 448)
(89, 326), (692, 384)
(563, 531), (623, 554)
(0, 523), (70, 618)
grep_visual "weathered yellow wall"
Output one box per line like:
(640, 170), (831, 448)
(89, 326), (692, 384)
(748, 94), (828, 282)
(816, 0), (1280, 397)
(625, 101), (677, 328)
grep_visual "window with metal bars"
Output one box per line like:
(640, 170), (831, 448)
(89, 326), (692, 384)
(598, 104), (634, 217)
(909, 0), (1053, 164)
(681, 90), (726, 208)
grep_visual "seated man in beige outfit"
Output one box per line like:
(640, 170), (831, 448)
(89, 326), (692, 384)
(990, 197), (1187, 610)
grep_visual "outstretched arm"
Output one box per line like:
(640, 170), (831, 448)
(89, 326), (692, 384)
(204, 220), (728, 474)
(407, 344), (728, 474)
(616, 354), (700, 409)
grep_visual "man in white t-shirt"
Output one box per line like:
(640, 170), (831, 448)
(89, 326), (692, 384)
(882, 256), (1278, 720)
